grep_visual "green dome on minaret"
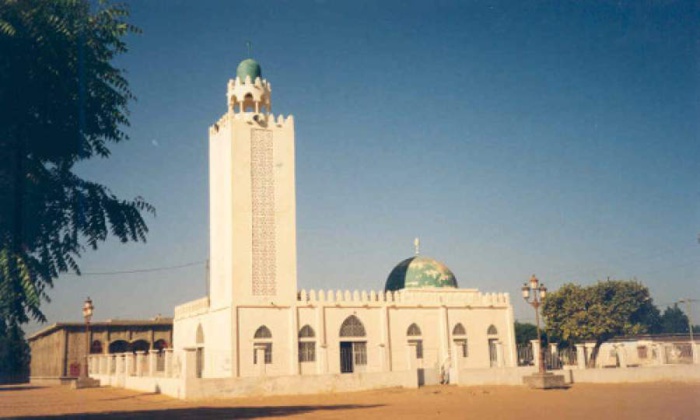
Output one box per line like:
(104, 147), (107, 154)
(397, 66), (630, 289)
(236, 58), (262, 81)
(385, 256), (458, 291)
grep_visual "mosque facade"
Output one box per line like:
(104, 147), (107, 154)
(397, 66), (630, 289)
(90, 58), (517, 397)
(172, 57), (517, 382)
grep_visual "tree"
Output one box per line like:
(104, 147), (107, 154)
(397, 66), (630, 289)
(0, 320), (30, 383)
(542, 280), (661, 366)
(514, 321), (546, 345)
(0, 0), (153, 328)
(660, 304), (690, 334)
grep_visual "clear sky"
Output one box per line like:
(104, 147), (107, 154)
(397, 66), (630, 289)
(26, 0), (700, 334)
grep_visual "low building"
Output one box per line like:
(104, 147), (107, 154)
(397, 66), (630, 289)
(28, 318), (172, 385)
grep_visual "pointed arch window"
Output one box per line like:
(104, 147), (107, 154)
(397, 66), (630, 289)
(487, 325), (498, 335)
(407, 323), (422, 336)
(339, 315), (366, 338)
(453, 323), (468, 358)
(298, 325), (316, 363)
(253, 326), (272, 364)
(406, 323), (423, 359)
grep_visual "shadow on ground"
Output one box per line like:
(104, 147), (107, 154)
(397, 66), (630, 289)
(0, 385), (43, 392)
(18, 404), (383, 419)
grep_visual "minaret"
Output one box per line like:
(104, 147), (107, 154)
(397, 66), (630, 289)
(208, 58), (297, 309)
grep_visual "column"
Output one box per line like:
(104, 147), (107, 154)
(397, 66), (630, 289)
(125, 352), (134, 376)
(530, 339), (541, 371)
(615, 345), (627, 368)
(439, 306), (449, 362)
(289, 307), (299, 375)
(135, 351), (145, 376)
(576, 345), (586, 369)
(115, 353), (124, 376)
(655, 343), (665, 365)
(380, 306), (390, 371)
(164, 349), (174, 377)
(148, 350), (158, 376)
(316, 306), (328, 374)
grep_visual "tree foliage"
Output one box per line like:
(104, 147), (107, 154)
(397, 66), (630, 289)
(660, 304), (690, 334)
(0, 0), (152, 327)
(0, 320), (30, 383)
(542, 280), (661, 365)
(514, 321), (545, 345)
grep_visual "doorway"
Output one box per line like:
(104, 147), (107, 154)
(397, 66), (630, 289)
(340, 342), (353, 373)
(489, 339), (498, 367)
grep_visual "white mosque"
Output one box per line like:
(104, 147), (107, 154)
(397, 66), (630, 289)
(90, 58), (517, 398)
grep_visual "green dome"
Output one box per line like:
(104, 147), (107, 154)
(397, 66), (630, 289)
(236, 58), (262, 81)
(385, 256), (458, 291)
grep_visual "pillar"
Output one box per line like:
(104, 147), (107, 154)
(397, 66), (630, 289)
(125, 352), (134, 376)
(380, 306), (390, 372)
(530, 339), (541, 370)
(148, 350), (158, 376)
(135, 351), (145, 376)
(655, 343), (665, 365)
(439, 306), (449, 362)
(115, 353), (124, 376)
(615, 345), (627, 368)
(289, 307), (299, 375)
(576, 345), (586, 369)
(316, 306), (328, 374)
(164, 349), (174, 377)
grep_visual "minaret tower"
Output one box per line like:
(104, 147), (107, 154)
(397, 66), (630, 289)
(208, 58), (297, 309)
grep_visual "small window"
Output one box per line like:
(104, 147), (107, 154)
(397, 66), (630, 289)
(637, 346), (648, 359)
(299, 342), (315, 362)
(254, 343), (272, 364)
(487, 325), (498, 335)
(353, 342), (367, 365)
(455, 339), (468, 358)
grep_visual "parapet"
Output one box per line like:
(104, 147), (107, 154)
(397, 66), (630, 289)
(295, 288), (511, 307)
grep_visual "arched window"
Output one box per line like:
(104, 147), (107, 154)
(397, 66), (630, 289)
(298, 325), (316, 363)
(406, 323), (423, 359)
(453, 323), (468, 358)
(339, 315), (366, 337)
(487, 325), (498, 335)
(254, 326), (272, 364)
(108, 340), (129, 354)
(132, 340), (150, 353)
(407, 323), (422, 336)
(254, 326), (272, 339)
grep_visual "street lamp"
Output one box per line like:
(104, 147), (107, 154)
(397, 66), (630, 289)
(82, 297), (94, 379)
(522, 274), (547, 375)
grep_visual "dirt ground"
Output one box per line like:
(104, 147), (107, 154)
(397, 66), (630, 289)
(1, 382), (699, 419)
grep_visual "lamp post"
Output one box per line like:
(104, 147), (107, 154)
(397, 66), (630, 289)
(522, 274), (547, 375)
(82, 297), (94, 379)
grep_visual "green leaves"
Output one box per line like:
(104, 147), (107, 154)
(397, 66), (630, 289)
(542, 280), (660, 347)
(0, 1), (151, 326)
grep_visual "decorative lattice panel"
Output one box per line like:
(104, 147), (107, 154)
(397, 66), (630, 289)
(251, 129), (276, 296)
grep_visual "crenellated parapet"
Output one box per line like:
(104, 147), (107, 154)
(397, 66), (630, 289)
(209, 112), (294, 135)
(295, 288), (510, 308)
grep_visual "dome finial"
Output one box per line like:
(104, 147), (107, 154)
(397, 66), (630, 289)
(414, 237), (420, 255)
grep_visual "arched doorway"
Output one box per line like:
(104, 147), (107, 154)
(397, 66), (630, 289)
(339, 315), (367, 374)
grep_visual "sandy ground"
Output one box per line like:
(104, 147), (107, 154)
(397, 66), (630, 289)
(1, 382), (699, 419)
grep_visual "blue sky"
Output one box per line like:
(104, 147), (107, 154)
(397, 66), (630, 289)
(27, 0), (700, 333)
